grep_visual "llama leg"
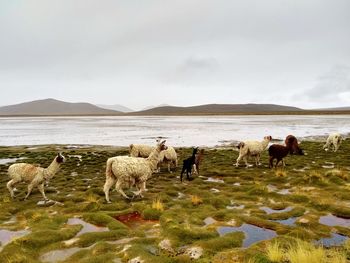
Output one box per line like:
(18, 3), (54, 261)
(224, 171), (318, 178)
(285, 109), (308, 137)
(235, 155), (242, 167)
(103, 176), (115, 203)
(269, 156), (274, 169)
(115, 180), (130, 199)
(275, 159), (281, 168)
(180, 166), (186, 181)
(37, 183), (48, 201)
(25, 183), (35, 200)
(7, 179), (18, 199)
(168, 163), (172, 173)
(133, 182), (145, 198)
(243, 156), (249, 168)
(192, 164), (198, 175)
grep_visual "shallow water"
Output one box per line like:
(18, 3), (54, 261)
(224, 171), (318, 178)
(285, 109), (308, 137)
(217, 223), (277, 247)
(0, 115), (349, 146)
(0, 157), (26, 165)
(260, 206), (293, 214)
(274, 217), (298, 226)
(315, 233), (348, 247)
(0, 229), (30, 250)
(319, 214), (350, 227)
(67, 218), (108, 236)
(40, 245), (94, 262)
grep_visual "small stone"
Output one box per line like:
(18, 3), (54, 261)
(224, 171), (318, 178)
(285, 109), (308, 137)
(185, 246), (203, 259)
(63, 238), (79, 246)
(158, 239), (174, 253)
(227, 219), (237, 226)
(128, 256), (144, 263)
(299, 218), (309, 224)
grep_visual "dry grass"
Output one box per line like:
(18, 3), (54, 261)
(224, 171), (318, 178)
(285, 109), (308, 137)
(304, 171), (325, 183)
(325, 169), (349, 181)
(152, 197), (164, 211)
(275, 169), (287, 177)
(86, 194), (99, 203)
(286, 240), (325, 263)
(191, 195), (203, 206)
(266, 241), (284, 262)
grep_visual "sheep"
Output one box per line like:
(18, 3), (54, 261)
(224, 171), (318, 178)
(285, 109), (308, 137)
(285, 135), (304, 155)
(103, 140), (167, 203)
(180, 147), (198, 181)
(323, 133), (343, 152)
(157, 146), (178, 173)
(7, 153), (65, 200)
(268, 144), (291, 168)
(193, 148), (205, 175)
(235, 136), (272, 167)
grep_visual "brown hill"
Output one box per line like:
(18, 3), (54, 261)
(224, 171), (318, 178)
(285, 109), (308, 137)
(129, 103), (303, 115)
(0, 99), (121, 116)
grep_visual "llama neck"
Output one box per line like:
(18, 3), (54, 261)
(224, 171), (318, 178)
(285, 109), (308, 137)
(261, 139), (270, 149)
(45, 158), (61, 179)
(147, 148), (161, 172)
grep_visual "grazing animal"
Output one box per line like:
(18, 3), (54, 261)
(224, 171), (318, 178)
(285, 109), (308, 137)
(157, 146), (178, 173)
(235, 136), (272, 167)
(180, 147), (198, 181)
(104, 140), (167, 203)
(129, 144), (154, 158)
(7, 153), (65, 200)
(285, 135), (304, 155)
(323, 133), (343, 152)
(268, 144), (291, 168)
(193, 149), (205, 175)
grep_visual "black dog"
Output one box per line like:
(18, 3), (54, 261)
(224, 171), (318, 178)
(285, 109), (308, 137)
(180, 147), (198, 181)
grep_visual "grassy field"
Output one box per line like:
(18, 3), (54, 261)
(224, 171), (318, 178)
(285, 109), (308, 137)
(0, 140), (350, 262)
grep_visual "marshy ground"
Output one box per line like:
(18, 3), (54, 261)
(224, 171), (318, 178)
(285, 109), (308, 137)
(0, 140), (350, 262)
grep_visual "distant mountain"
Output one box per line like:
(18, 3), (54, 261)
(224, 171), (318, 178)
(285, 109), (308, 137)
(0, 99), (121, 116)
(97, 104), (134, 113)
(317, 106), (350, 111)
(142, 104), (170, 111)
(130, 103), (303, 115)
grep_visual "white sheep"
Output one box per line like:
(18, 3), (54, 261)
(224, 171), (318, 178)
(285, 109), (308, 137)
(7, 153), (65, 200)
(235, 136), (272, 167)
(323, 133), (343, 152)
(157, 146), (178, 173)
(103, 140), (167, 203)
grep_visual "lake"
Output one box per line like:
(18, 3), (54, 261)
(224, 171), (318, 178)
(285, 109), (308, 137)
(0, 115), (349, 147)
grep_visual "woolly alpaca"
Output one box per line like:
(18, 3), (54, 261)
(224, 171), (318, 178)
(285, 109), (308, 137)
(323, 133), (343, 152)
(193, 149), (205, 175)
(104, 140), (167, 203)
(7, 153), (65, 200)
(129, 144), (154, 158)
(285, 135), (304, 155)
(180, 147), (198, 181)
(235, 136), (272, 167)
(157, 146), (178, 173)
(268, 144), (292, 168)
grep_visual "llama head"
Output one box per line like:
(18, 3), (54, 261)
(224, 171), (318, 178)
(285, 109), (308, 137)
(157, 140), (168, 151)
(264, 135), (272, 141)
(56, 152), (66, 163)
(193, 147), (199, 155)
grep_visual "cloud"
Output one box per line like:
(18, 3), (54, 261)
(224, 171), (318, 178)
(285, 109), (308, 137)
(300, 65), (350, 106)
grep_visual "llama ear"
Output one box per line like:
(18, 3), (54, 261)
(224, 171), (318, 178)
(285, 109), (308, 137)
(161, 140), (166, 145)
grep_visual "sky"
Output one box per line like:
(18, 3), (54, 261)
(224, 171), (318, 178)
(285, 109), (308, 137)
(0, 0), (349, 110)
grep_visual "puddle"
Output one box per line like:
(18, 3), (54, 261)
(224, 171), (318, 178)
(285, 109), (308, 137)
(204, 217), (217, 226)
(204, 177), (224, 183)
(67, 218), (108, 236)
(315, 233), (348, 247)
(0, 229), (30, 250)
(0, 157), (26, 165)
(267, 184), (277, 192)
(319, 214), (350, 227)
(274, 217), (298, 226)
(115, 211), (157, 228)
(226, 204), (245, 210)
(277, 189), (290, 195)
(260, 206), (293, 214)
(217, 224), (277, 247)
(40, 245), (94, 263)
(322, 165), (335, 169)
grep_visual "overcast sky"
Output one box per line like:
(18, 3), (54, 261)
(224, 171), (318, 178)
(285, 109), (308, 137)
(0, 0), (349, 110)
